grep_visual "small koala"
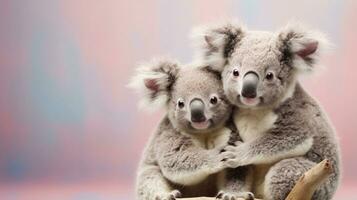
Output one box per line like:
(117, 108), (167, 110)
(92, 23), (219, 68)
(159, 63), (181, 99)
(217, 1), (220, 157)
(192, 21), (341, 200)
(129, 58), (254, 200)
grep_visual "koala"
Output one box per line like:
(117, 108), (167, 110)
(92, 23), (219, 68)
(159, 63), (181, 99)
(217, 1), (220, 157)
(129, 58), (254, 200)
(192, 21), (341, 200)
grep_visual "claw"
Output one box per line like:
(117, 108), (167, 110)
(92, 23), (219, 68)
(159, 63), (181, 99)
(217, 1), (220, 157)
(224, 145), (237, 152)
(225, 159), (238, 168)
(227, 141), (236, 146)
(240, 192), (254, 200)
(217, 191), (254, 200)
(171, 190), (181, 198)
(216, 191), (224, 199)
(234, 141), (243, 146)
(155, 190), (181, 200)
(221, 152), (236, 159)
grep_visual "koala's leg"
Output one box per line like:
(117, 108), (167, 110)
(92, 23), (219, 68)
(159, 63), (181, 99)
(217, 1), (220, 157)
(216, 166), (254, 200)
(264, 157), (337, 200)
(136, 165), (181, 200)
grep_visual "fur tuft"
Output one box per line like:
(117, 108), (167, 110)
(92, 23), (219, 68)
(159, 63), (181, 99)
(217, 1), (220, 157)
(190, 20), (246, 72)
(128, 58), (179, 111)
(277, 21), (332, 73)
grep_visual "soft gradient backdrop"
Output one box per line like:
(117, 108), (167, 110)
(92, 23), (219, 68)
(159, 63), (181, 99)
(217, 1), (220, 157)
(0, 0), (356, 199)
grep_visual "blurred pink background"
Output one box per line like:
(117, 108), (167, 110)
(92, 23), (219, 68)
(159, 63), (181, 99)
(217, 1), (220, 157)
(0, 0), (356, 199)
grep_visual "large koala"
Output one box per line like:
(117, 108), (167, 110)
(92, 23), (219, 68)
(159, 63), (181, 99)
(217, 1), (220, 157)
(130, 59), (254, 200)
(192, 22), (341, 200)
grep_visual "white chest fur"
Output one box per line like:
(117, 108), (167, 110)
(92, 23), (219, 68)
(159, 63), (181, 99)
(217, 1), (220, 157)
(191, 127), (231, 149)
(234, 108), (277, 142)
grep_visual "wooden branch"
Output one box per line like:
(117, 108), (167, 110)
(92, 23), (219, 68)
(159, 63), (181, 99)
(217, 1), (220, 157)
(285, 159), (332, 200)
(178, 159), (332, 200)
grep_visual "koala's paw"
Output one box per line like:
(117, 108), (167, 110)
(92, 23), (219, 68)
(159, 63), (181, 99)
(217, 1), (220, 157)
(219, 144), (249, 168)
(154, 190), (181, 200)
(233, 141), (243, 146)
(238, 192), (255, 200)
(216, 191), (254, 200)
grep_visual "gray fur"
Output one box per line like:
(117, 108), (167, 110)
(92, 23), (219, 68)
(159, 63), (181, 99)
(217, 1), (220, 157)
(131, 59), (253, 200)
(192, 21), (340, 200)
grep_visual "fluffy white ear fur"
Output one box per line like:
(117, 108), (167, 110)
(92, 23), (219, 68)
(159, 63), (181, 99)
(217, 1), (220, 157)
(190, 21), (246, 72)
(128, 58), (179, 111)
(277, 22), (331, 73)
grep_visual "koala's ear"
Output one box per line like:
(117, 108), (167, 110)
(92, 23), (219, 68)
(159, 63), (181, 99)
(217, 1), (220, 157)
(128, 58), (179, 110)
(191, 21), (246, 72)
(277, 22), (331, 72)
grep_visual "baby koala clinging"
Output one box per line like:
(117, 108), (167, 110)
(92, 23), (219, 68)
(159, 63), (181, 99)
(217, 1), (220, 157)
(130, 58), (254, 200)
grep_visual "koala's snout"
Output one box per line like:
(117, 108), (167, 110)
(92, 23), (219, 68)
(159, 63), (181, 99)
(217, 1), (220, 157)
(242, 71), (259, 98)
(190, 98), (206, 122)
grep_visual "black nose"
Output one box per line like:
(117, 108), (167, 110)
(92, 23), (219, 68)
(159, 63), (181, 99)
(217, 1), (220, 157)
(242, 86), (257, 98)
(242, 71), (259, 98)
(190, 98), (206, 122)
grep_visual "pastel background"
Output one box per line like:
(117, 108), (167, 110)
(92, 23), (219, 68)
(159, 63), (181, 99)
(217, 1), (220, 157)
(0, 0), (356, 199)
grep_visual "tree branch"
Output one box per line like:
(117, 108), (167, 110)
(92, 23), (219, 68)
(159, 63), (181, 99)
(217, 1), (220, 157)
(177, 159), (332, 200)
(285, 159), (332, 200)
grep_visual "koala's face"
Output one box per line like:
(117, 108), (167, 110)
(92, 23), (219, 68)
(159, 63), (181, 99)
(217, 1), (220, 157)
(222, 32), (295, 109)
(130, 59), (232, 135)
(168, 67), (232, 134)
(194, 22), (327, 109)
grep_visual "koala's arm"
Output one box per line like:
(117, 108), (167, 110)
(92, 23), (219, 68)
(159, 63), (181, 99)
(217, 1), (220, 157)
(136, 133), (181, 200)
(137, 164), (177, 200)
(217, 123), (255, 199)
(156, 129), (223, 186)
(222, 110), (313, 167)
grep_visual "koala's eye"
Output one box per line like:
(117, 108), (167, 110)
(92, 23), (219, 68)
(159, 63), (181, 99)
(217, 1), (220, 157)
(265, 72), (274, 80)
(210, 96), (218, 105)
(232, 69), (240, 77)
(177, 99), (185, 108)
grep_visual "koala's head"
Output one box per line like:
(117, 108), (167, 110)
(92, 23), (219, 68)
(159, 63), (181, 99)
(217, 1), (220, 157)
(192, 21), (329, 109)
(129, 58), (232, 134)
